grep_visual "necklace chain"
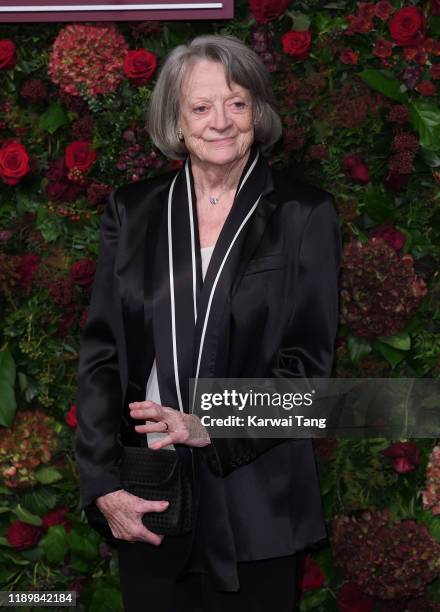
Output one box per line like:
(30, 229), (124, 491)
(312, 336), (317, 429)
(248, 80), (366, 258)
(195, 164), (235, 206)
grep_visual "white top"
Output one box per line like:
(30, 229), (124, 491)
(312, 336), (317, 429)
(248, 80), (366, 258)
(145, 245), (215, 449)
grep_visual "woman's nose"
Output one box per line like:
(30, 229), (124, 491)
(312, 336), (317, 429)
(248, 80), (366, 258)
(210, 105), (233, 131)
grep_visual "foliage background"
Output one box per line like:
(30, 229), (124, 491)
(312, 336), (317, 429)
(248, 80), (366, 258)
(0, 0), (439, 610)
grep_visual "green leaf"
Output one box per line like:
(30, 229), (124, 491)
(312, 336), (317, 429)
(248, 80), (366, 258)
(38, 102), (69, 134)
(0, 347), (16, 427)
(429, 16), (440, 37)
(361, 184), (395, 224)
(69, 530), (99, 559)
(373, 340), (405, 368)
(34, 466), (63, 485)
(299, 587), (330, 611)
(419, 147), (440, 168)
(358, 69), (406, 103)
(347, 335), (373, 363)
(40, 525), (69, 563)
(377, 332), (411, 351)
(408, 101), (440, 152)
(416, 508), (440, 542)
(11, 504), (42, 526)
(0, 537), (11, 547)
(89, 587), (123, 612)
(21, 488), (57, 516)
(427, 577), (440, 602)
(289, 12), (311, 31)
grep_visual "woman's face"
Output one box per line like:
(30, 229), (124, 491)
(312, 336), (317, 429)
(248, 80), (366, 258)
(178, 59), (255, 167)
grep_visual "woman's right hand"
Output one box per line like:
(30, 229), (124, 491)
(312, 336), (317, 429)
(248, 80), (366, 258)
(95, 489), (169, 545)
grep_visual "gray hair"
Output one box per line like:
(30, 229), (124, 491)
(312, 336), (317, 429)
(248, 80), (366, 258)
(147, 34), (282, 160)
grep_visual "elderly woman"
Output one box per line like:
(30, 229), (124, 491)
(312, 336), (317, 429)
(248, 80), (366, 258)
(75, 34), (341, 612)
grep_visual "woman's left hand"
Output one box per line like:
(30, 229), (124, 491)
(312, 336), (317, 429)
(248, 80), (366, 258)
(129, 401), (211, 449)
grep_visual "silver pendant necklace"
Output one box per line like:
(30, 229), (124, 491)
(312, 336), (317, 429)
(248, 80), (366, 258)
(196, 164), (234, 206)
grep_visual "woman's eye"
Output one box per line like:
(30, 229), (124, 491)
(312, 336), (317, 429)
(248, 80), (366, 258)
(194, 106), (207, 113)
(232, 101), (246, 109)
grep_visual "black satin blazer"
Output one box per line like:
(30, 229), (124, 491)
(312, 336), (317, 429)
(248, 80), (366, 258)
(74, 147), (341, 590)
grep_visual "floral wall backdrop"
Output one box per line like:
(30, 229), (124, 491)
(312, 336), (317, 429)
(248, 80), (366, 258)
(0, 1), (439, 610)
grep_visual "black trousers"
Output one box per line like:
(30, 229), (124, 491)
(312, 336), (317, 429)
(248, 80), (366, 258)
(117, 538), (297, 612)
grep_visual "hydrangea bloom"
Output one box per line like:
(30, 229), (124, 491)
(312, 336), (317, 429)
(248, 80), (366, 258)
(48, 23), (128, 97)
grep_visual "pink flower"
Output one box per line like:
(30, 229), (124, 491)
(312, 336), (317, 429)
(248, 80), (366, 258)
(382, 441), (421, 474)
(342, 153), (371, 184)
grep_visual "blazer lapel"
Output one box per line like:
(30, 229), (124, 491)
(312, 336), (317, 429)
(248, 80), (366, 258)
(149, 145), (277, 415)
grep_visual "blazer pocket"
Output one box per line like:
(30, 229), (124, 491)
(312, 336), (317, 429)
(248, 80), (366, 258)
(243, 254), (286, 276)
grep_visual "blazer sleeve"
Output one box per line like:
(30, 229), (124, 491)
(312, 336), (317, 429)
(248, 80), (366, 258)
(205, 196), (342, 476)
(74, 189), (124, 511)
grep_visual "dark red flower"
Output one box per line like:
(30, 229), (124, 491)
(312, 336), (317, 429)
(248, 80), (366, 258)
(383, 441), (421, 474)
(69, 258), (96, 288)
(0, 39), (16, 69)
(338, 582), (375, 612)
(430, 65), (440, 80)
(430, 0), (440, 16)
(384, 169), (410, 192)
(56, 310), (77, 337)
(416, 80), (436, 96)
(374, 0), (394, 22)
(20, 79), (48, 103)
(124, 49), (157, 86)
(281, 31), (312, 60)
(0, 140), (30, 186)
(298, 554), (325, 591)
(46, 181), (82, 202)
(373, 38), (393, 58)
(42, 507), (73, 533)
(18, 254), (40, 290)
(7, 520), (41, 550)
(342, 154), (371, 184)
(65, 140), (97, 173)
(369, 222), (405, 250)
(249, 0), (290, 24)
(389, 7), (426, 48)
(340, 49), (359, 64)
(65, 404), (78, 429)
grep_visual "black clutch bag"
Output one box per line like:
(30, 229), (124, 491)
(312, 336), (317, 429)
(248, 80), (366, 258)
(84, 445), (195, 542)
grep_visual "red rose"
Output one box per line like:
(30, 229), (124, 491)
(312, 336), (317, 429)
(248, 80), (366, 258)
(389, 7), (426, 47)
(383, 441), (421, 474)
(298, 554), (325, 591)
(0, 39), (16, 69)
(65, 404), (78, 429)
(249, 0), (290, 24)
(42, 507), (73, 533)
(69, 258), (96, 288)
(7, 520), (41, 550)
(124, 49), (157, 86)
(0, 140), (30, 186)
(342, 154), (371, 184)
(369, 221), (406, 250)
(340, 49), (359, 64)
(373, 38), (393, 58)
(416, 80), (436, 96)
(65, 140), (97, 173)
(338, 582), (374, 612)
(282, 30), (312, 60)
(374, 0), (393, 21)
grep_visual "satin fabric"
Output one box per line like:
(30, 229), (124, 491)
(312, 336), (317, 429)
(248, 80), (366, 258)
(74, 144), (341, 592)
